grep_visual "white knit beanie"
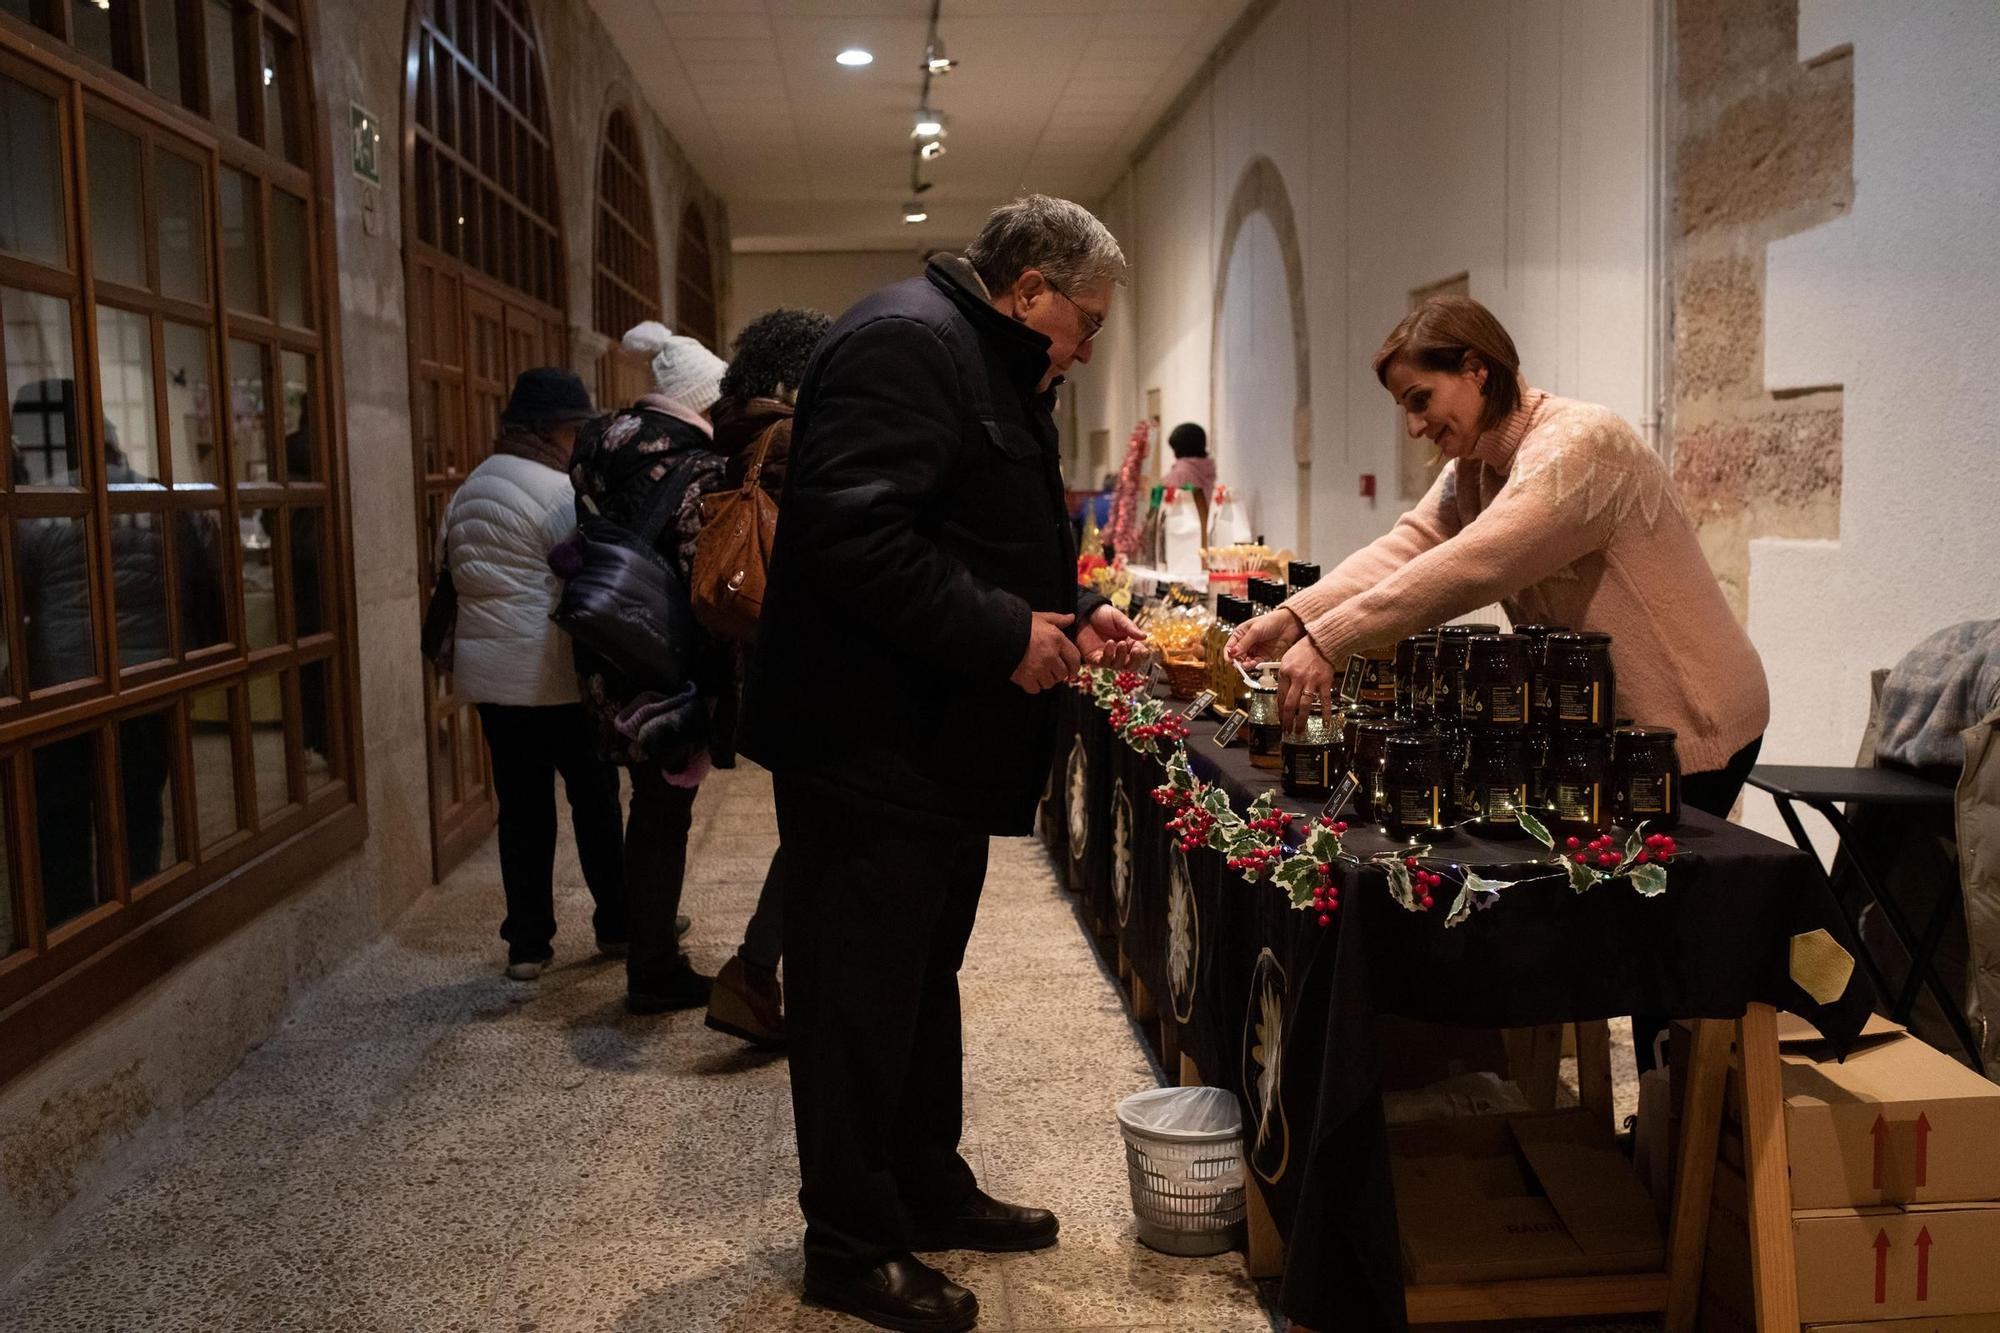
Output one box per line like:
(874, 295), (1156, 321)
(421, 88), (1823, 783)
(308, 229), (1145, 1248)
(622, 320), (726, 415)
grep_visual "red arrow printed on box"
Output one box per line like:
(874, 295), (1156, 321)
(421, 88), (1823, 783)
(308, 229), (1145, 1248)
(1916, 1225), (1932, 1301)
(1874, 1229), (1891, 1304)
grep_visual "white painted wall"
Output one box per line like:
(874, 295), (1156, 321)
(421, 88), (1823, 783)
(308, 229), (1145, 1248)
(1073, 0), (1659, 565)
(726, 250), (930, 347)
(1743, 0), (2000, 848)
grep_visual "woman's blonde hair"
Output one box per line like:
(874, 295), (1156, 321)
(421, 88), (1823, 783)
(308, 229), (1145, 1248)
(1373, 295), (1522, 432)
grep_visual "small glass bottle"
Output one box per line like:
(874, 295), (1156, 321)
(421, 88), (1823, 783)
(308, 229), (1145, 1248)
(1285, 560), (1322, 599)
(1358, 644), (1398, 709)
(1248, 576), (1288, 615)
(1543, 631), (1617, 733)
(1281, 700), (1343, 799)
(1395, 632), (1439, 722)
(1611, 726), (1682, 830)
(1246, 662), (1284, 769)
(1349, 718), (1413, 822)
(1209, 595), (1251, 712)
(1544, 731), (1611, 838)
(1461, 730), (1530, 833)
(1378, 732), (1449, 839)
(1430, 623), (1502, 723)
(1460, 634), (1533, 728)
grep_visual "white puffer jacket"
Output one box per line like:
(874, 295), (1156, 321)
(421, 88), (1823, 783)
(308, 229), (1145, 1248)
(442, 453), (580, 706)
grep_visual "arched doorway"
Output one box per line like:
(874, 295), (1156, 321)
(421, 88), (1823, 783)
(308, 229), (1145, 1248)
(593, 104), (661, 408)
(1211, 156), (1312, 555)
(403, 0), (570, 879)
(674, 202), (719, 351)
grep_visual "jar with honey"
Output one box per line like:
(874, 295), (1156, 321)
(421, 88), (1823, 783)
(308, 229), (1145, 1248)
(1543, 631), (1616, 733)
(1378, 732), (1449, 839)
(1460, 634), (1532, 727)
(1460, 730), (1530, 833)
(1281, 701), (1343, 799)
(1611, 726), (1681, 829)
(1543, 731), (1611, 838)
(1395, 632), (1439, 722)
(1349, 718), (1413, 822)
(1430, 623), (1502, 722)
(1246, 663), (1284, 769)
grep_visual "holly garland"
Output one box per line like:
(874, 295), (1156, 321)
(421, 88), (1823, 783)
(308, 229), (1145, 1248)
(1077, 666), (1677, 929)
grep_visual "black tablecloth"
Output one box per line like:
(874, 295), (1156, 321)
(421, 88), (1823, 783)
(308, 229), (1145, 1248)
(1044, 685), (1875, 1331)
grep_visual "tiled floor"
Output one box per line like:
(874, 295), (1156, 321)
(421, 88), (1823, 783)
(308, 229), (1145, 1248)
(0, 764), (1279, 1333)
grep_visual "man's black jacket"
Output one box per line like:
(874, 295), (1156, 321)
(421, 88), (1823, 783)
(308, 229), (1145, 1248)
(741, 257), (1104, 834)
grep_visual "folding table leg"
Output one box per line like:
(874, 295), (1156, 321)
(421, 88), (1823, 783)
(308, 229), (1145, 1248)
(1664, 1018), (1732, 1333)
(1739, 1002), (1800, 1332)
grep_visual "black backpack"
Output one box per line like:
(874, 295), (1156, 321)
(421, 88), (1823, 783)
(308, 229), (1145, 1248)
(550, 454), (704, 691)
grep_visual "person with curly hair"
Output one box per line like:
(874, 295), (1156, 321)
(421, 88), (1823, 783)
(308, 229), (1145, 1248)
(702, 307), (830, 1049)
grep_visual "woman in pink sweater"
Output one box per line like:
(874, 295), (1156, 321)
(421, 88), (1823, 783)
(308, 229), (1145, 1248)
(1229, 295), (1769, 800)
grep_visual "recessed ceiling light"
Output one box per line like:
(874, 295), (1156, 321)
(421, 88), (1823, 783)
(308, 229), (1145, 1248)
(912, 108), (946, 139)
(903, 203), (929, 224)
(835, 48), (873, 67)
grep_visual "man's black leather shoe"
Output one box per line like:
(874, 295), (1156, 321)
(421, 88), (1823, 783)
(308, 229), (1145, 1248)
(801, 1254), (977, 1332)
(911, 1189), (1060, 1254)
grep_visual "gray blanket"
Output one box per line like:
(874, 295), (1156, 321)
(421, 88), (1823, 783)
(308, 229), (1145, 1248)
(1877, 620), (2000, 770)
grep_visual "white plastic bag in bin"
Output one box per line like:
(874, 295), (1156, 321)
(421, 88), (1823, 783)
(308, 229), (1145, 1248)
(1116, 1087), (1248, 1256)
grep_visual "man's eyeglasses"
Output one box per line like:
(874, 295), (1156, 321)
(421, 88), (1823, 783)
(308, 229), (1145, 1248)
(1044, 276), (1104, 344)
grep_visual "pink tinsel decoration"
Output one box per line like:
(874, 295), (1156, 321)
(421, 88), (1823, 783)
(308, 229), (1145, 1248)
(1104, 420), (1150, 560)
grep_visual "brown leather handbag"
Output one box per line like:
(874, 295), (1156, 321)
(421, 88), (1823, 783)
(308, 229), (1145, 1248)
(691, 419), (781, 641)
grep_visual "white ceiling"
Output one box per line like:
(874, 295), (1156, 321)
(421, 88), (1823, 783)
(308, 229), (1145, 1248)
(583, 0), (1256, 252)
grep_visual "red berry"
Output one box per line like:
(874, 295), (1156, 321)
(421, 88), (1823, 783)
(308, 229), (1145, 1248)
(1565, 837), (1581, 849)
(1421, 895), (1434, 909)
(1405, 856), (1419, 869)
(1634, 851), (1649, 864)
(1318, 913), (1332, 927)
(1573, 852), (1589, 865)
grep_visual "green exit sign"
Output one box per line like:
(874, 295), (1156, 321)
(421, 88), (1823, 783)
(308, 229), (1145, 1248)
(350, 104), (381, 186)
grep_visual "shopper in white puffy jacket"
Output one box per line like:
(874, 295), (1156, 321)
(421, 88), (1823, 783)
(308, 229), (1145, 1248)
(442, 368), (626, 981)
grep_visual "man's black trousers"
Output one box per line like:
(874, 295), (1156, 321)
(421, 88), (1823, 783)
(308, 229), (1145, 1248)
(775, 773), (988, 1267)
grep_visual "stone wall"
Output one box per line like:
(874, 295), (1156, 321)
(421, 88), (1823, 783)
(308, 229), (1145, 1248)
(0, 0), (724, 1279)
(1671, 0), (1852, 619)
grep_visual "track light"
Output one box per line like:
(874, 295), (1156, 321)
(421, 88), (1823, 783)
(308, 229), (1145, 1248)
(924, 38), (956, 76)
(903, 202), (929, 224)
(919, 140), (945, 161)
(835, 48), (874, 67)
(912, 107), (946, 140)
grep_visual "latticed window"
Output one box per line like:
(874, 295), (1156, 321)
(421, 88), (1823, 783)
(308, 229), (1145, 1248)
(594, 108), (659, 342)
(0, 0), (353, 1079)
(675, 202), (718, 352)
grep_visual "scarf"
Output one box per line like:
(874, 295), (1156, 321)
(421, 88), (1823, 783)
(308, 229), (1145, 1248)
(493, 421), (572, 473)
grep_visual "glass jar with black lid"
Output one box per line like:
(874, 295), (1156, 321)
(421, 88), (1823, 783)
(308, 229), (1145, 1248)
(1349, 717), (1412, 821)
(1248, 577), (1288, 614)
(1460, 730), (1530, 833)
(1543, 730), (1611, 837)
(1357, 644), (1398, 709)
(1543, 631), (1616, 732)
(1430, 623), (1502, 722)
(1395, 632), (1439, 721)
(1281, 702), (1344, 799)
(1460, 634), (1532, 728)
(1245, 662), (1284, 769)
(1512, 623), (1567, 724)
(1285, 560), (1321, 598)
(1378, 732), (1449, 839)
(1611, 726), (1681, 829)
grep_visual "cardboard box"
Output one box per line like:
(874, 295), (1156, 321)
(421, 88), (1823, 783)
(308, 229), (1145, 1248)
(1676, 1016), (2000, 1210)
(1702, 1163), (2000, 1324)
(1809, 1319), (2000, 1331)
(1391, 1109), (1663, 1285)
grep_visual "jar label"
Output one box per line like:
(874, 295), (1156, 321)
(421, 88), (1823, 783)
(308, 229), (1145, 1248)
(1214, 709), (1249, 748)
(1183, 689), (1218, 719)
(1321, 771), (1361, 823)
(1340, 655), (1366, 704)
(1556, 680), (1603, 725)
(1625, 773), (1672, 815)
(1470, 782), (1527, 822)
(1248, 720), (1284, 757)
(1551, 780), (1602, 823)
(1463, 684), (1527, 725)
(1394, 784), (1441, 828)
(1286, 745), (1330, 791)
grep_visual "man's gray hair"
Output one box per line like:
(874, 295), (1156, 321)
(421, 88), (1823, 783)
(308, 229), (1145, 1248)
(965, 195), (1127, 296)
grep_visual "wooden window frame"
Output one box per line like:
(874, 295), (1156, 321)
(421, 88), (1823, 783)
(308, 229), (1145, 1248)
(0, 0), (365, 1089)
(591, 104), (658, 343)
(674, 200), (717, 352)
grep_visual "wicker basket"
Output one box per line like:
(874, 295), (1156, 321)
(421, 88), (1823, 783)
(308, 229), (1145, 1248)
(1162, 658), (1209, 701)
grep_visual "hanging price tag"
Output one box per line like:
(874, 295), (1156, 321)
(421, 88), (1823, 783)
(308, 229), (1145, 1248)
(1213, 709), (1249, 748)
(1320, 770), (1360, 823)
(1340, 655), (1366, 704)
(1182, 689), (1217, 719)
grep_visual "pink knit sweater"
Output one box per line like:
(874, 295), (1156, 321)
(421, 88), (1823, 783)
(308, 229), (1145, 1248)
(1281, 388), (1768, 774)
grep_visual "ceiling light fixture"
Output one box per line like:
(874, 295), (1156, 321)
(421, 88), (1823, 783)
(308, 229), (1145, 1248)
(835, 47), (873, 67)
(912, 107), (946, 140)
(919, 140), (946, 161)
(923, 38), (956, 76)
(903, 202), (929, 224)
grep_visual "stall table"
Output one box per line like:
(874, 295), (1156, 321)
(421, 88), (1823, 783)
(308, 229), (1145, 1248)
(1048, 685), (1875, 1332)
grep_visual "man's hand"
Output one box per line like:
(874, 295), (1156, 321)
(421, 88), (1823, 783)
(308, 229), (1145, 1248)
(1078, 603), (1148, 670)
(1011, 612), (1082, 694)
(1277, 634), (1338, 731)
(1227, 608), (1304, 665)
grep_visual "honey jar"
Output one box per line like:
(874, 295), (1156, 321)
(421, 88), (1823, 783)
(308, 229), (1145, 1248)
(1378, 732), (1449, 839)
(1543, 632), (1616, 733)
(1460, 634), (1532, 728)
(1611, 726), (1681, 829)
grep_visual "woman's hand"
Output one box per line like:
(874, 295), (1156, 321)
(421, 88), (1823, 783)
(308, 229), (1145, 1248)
(1226, 608), (1304, 666)
(1277, 635), (1338, 731)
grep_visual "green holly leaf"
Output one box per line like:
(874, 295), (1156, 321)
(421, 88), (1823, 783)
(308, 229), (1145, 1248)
(1566, 858), (1599, 893)
(1306, 826), (1342, 863)
(1518, 808), (1554, 849)
(1443, 872), (1506, 928)
(1275, 856), (1319, 904)
(1246, 790), (1278, 824)
(1384, 861), (1425, 913)
(1624, 823), (1647, 865)
(1629, 863), (1668, 897)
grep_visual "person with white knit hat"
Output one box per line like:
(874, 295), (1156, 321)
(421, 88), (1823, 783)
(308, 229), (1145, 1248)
(622, 321), (727, 415)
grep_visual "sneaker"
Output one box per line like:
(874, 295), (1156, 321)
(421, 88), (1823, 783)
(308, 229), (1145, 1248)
(505, 951), (554, 982)
(705, 956), (785, 1047)
(626, 959), (713, 1014)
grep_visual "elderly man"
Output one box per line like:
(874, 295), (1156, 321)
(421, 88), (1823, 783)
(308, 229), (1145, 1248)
(743, 196), (1143, 1330)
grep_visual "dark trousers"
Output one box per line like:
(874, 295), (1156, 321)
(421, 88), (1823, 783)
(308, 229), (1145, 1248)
(477, 703), (626, 961)
(776, 773), (987, 1266)
(738, 844), (786, 972)
(1633, 735), (1764, 1071)
(624, 765), (699, 993)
